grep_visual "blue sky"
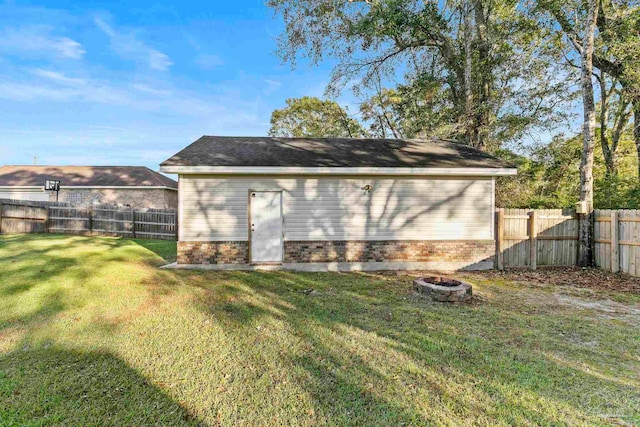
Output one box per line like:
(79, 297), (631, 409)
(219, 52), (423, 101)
(0, 1), (581, 172)
(0, 0), (352, 170)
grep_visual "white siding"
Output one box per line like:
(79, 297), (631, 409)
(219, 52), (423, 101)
(180, 175), (494, 241)
(0, 190), (49, 202)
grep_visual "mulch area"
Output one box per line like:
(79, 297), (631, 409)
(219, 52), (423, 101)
(465, 267), (640, 294)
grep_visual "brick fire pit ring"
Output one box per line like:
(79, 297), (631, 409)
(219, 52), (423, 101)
(413, 276), (472, 302)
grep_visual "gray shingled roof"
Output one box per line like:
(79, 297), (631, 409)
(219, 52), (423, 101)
(161, 136), (512, 169)
(0, 166), (177, 188)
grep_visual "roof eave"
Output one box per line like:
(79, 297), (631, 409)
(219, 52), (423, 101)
(0, 185), (177, 190)
(159, 165), (517, 176)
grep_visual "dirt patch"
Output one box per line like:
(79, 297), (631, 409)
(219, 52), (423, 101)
(465, 267), (640, 294)
(555, 294), (640, 320)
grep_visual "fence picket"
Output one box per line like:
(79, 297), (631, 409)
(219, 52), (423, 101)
(0, 198), (176, 240)
(500, 208), (580, 268)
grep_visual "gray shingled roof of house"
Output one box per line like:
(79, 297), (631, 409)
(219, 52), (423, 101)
(0, 166), (177, 188)
(161, 136), (512, 169)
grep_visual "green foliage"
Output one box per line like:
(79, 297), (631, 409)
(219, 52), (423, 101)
(269, 96), (366, 138)
(497, 132), (640, 208)
(534, 0), (640, 146)
(267, 0), (639, 210)
(359, 82), (458, 139)
(268, 0), (572, 149)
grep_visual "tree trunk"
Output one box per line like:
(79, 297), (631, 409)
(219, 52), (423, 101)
(474, 0), (490, 151)
(635, 101), (640, 177)
(598, 74), (615, 178)
(463, 0), (478, 148)
(578, 0), (599, 267)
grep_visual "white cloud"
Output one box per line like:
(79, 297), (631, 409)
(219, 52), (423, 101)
(132, 83), (172, 96)
(149, 50), (173, 71)
(265, 79), (281, 87)
(0, 67), (242, 120)
(94, 17), (115, 37)
(0, 69), (129, 104)
(0, 79), (76, 101)
(54, 38), (85, 59)
(195, 54), (224, 70)
(95, 17), (173, 71)
(264, 79), (282, 94)
(31, 68), (86, 86)
(0, 26), (85, 59)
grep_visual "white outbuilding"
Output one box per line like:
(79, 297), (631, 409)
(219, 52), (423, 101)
(160, 136), (516, 271)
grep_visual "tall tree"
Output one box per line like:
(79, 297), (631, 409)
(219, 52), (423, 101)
(495, 130), (640, 209)
(463, 0), (476, 147)
(269, 97), (366, 138)
(268, 0), (570, 150)
(597, 72), (632, 177)
(537, 0), (640, 173)
(359, 87), (404, 138)
(359, 73), (459, 139)
(578, 0), (599, 266)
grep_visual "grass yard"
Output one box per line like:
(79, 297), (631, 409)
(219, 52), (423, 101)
(0, 234), (639, 426)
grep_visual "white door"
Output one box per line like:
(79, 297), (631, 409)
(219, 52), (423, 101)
(250, 191), (283, 263)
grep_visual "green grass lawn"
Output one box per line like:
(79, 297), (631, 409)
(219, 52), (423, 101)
(0, 234), (639, 426)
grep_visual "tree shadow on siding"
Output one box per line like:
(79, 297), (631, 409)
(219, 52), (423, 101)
(186, 175), (489, 240)
(282, 177), (488, 255)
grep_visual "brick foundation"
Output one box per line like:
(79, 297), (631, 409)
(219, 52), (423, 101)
(177, 239), (495, 267)
(284, 240), (495, 264)
(177, 241), (248, 264)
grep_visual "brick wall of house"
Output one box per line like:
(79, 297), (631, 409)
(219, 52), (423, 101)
(177, 239), (494, 267)
(284, 240), (495, 264)
(177, 241), (249, 264)
(164, 189), (178, 211)
(50, 188), (178, 209)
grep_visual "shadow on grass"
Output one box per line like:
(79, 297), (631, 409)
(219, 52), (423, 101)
(184, 270), (640, 425)
(131, 239), (177, 263)
(0, 347), (201, 426)
(0, 235), (176, 335)
(2, 235), (638, 424)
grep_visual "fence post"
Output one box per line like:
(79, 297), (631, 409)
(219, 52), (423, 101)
(529, 210), (537, 270)
(496, 208), (504, 270)
(131, 209), (137, 238)
(0, 202), (3, 234)
(88, 206), (93, 235)
(45, 206), (50, 233)
(611, 211), (619, 273)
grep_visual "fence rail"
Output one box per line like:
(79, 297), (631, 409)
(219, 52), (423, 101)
(496, 208), (579, 269)
(594, 209), (640, 276)
(0, 199), (176, 240)
(496, 208), (640, 277)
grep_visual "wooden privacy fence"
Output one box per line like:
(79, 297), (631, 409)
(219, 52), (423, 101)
(0, 199), (176, 240)
(594, 209), (640, 276)
(495, 208), (580, 269)
(5, 197), (640, 274)
(496, 208), (640, 276)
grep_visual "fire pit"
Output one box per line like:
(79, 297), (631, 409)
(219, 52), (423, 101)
(413, 276), (472, 302)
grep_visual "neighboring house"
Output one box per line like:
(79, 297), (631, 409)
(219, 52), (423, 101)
(0, 166), (178, 209)
(161, 136), (517, 271)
